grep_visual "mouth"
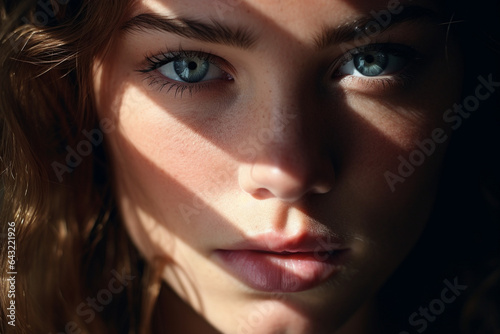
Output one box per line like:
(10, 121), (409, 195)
(214, 233), (350, 293)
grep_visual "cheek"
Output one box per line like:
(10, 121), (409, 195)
(104, 82), (227, 187)
(340, 53), (462, 195)
(101, 87), (238, 258)
(344, 97), (449, 190)
(332, 69), (462, 242)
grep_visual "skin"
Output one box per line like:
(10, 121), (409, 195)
(94, 0), (463, 333)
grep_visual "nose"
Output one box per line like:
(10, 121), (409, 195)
(238, 95), (335, 203)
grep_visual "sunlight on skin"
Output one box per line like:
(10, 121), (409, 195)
(93, 0), (463, 332)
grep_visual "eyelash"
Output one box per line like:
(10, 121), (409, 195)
(138, 49), (232, 97)
(138, 44), (422, 97)
(330, 43), (421, 92)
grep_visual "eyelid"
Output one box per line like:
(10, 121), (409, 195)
(137, 49), (235, 98)
(333, 43), (418, 73)
(139, 49), (234, 76)
(329, 43), (424, 94)
(329, 43), (421, 80)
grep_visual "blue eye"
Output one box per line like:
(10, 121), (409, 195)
(337, 44), (416, 77)
(157, 55), (226, 83)
(141, 50), (232, 86)
(139, 50), (235, 97)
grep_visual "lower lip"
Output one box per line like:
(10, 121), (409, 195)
(214, 249), (348, 293)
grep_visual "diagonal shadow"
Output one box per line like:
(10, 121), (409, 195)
(93, 0), (464, 332)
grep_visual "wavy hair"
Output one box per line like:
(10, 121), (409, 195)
(0, 1), (160, 333)
(0, 0), (499, 333)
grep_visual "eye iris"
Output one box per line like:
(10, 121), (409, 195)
(353, 51), (388, 76)
(174, 57), (209, 83)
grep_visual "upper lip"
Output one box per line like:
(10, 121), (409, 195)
(218, 231), (348, 253)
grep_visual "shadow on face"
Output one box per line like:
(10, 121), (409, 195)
(93, 0), (463, 332)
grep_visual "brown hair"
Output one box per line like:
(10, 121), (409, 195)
(0, 0), (499, 333)
(0, 1), (161, 333)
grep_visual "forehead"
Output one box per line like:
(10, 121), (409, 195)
(131, 0), (439, 43)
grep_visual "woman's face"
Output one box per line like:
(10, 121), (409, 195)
(94, 0), (462, 332)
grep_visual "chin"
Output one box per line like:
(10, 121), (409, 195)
(226, 307), (332, 334)
(208, 296), (355, 334)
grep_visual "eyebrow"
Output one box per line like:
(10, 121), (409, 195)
(121, 5), (440, 50)
(121, 13), (257, 49)
(315, 6), (440, 49)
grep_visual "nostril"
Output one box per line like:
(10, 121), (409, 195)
(238, 159), (335, 202)
(238, 139), (336, 201)
(313, 177), (334, 195)
(252, 188), (275, 200)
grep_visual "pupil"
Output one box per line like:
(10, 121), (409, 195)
(353, 51), (388, 77)
(173, 57), (210, 83)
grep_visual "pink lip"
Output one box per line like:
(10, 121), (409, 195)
(214, 232), (349, 293)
